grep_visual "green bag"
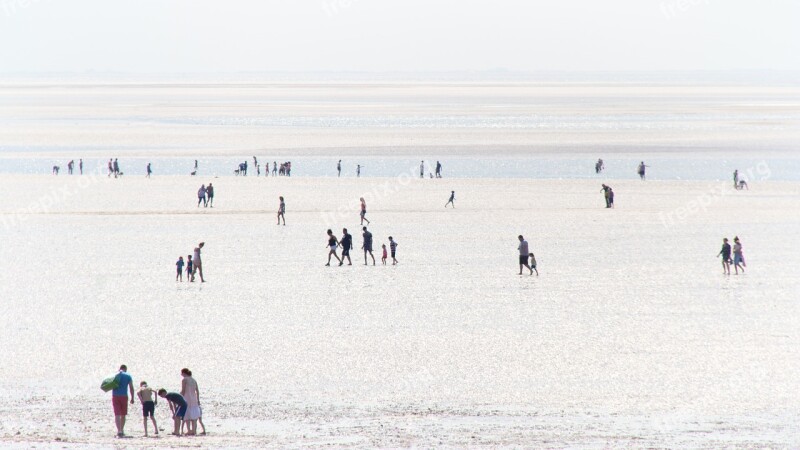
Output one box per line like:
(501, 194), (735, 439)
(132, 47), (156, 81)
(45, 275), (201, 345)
(100, 373), (120, 392)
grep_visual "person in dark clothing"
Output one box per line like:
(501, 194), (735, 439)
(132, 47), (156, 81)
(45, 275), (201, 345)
(362, 226), (375, 265)
(325, 229), (341, 266)
(340, 228), (353, 266)
(601, 184), (613, 208)
(158, 389), (187, 436)
(717, 238), (732, 275)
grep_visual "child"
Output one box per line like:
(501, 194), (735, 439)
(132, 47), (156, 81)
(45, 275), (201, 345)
(176, 256), (184, 282)
(158, 388), (187, 436)
(186, 255), (193, 282)
(529, 253), (538, 276)
(137, 382), (158, 437)
(389, 236), (398, 265)
(381, 244), (388, 265)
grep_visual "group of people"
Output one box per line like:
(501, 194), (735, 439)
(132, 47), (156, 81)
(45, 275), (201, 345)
(106, 365), (205, 438)
(108, 158), (122, 177)
(196, 184), (215, 207)
(325, 227), (397, 266)
(600, 184), (615, 208)
(52, 159), (83, 175)
(418, 160), (444, 178)
(176, 242), (205, 282)
(717, 236), (746, 275)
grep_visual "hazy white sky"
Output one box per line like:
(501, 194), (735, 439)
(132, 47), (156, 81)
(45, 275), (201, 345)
(1, 0), (798, 73)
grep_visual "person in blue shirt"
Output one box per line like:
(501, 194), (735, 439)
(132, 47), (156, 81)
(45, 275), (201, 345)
(111, 365), (135, 438)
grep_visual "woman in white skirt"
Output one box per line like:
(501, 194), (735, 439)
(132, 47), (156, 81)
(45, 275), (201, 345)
(181, 368), (205, 435)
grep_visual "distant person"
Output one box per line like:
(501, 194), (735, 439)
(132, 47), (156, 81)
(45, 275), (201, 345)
(529, 253), (538, 276)
(601, 184), (613, 208)
(186, 255), (193, 281)
(595, 158), (604, 174)
(717, 237), (731, 275)
(381, 244), (388, 265)
(435, 161), (442, 178)
(67, 160), (74, 174)
(637, 161), (648, 180)
(113, 158), (120, 177)
(733, 169), (739, 189)
(194, 159), (198, 170)
(192, 242), (205, 282)
(146, 163), (152, 178)
(253, 156), (258, 169)
(206, 183), (214, 207)
(137, 382), (159, 437)
(360, 197), (370, 225)
(445, 191), (455, 208)
(197, 184), (207, 207)
(242, 160), (248, 176)
(607, 187), (614, 207)
(362, 227), (376, 265)
(157, 389), (187, 436)
(337, 160), (342, 177)
(256, 164), (261, 176)
(518, 235), (533, 275)
(389, 236), (398, 265)
(738, 179), (749, 190)
(176, 256), (184, 282)
(108, 159), (114, 177)
(79, 159), (83, 174)
(325, 229), (342, 266)
(110, 364), (135, 438)
(52, 165), (59, 175)
(277, 196), (286, 225)
(732, 236), (746, 274)
(419, 160), (424, 179)
(272, 161), (277, 176)
(357, 164), (361, 177)
(340, 228), (353, 266)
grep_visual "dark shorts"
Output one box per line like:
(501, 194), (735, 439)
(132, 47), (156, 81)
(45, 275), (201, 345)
(519, 255), (528, 265)
(112, 395), (128, 416)
(391, 250), (396, 258)
(142, 401), (155, 417)
(364, 244), (373, 252)
(175, 404), (187, 419)
(360, 210), (366, 217)
(342, 248), (350, 256)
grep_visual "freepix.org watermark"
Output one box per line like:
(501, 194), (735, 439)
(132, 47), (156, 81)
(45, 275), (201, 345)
(659, 161), (770, 228)
(1, 0), (46, 18)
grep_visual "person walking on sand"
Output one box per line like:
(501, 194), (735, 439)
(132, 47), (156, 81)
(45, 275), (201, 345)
(601, 184), (613, 208)
(113, 158), (120, 177)
(357, 164), (361, 178)
(197, 185), (207, 207)
(360, 197), (370, 225)
(518, 235), (533, 275)
(192, 242), (205, 282)
(420, 160), (425, 179)
(435, 161), (442, 178)
(732, 236), (746, 274)
(110, 364), (135, 438)
(389, 236), (398, 265)
(717, 238), (732, 275)
(637, 161), (648, 180)
(381, 244), (388, 265)
(181, 368), (203, 436)
(445, 190), (455, 208)
(108, 159), (114, 177)
(733, 169), (739, 189)
(362, 226), (376, 265)
(206, 183), (214, 207)
(137, 381), (158, 437)
(79, 159), (83, 175)
(325, 229), (342, 266)
(529, 252), (538, 276)
(67, 160), (74, 175)
(146, 163), (152, 178)
(340, 228), (353, 266)
(272, 161), (277, 176)
(277, 196), (286, 225)
(337, 160), (342, 177)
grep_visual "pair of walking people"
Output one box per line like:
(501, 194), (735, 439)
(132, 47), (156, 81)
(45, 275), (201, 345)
(197, 184), (214, 207)
(718, 236), (746, 275)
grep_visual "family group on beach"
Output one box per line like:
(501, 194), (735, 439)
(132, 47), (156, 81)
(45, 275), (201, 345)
(176, 243), (205, 282)
(325, 226), (398, 266)
(103, 365), (204, 438)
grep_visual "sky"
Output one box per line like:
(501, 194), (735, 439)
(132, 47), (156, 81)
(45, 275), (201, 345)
(0, 0), (798, 74)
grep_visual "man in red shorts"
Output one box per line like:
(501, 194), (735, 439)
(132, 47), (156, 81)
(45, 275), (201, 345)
(111, 364), (135, 437)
